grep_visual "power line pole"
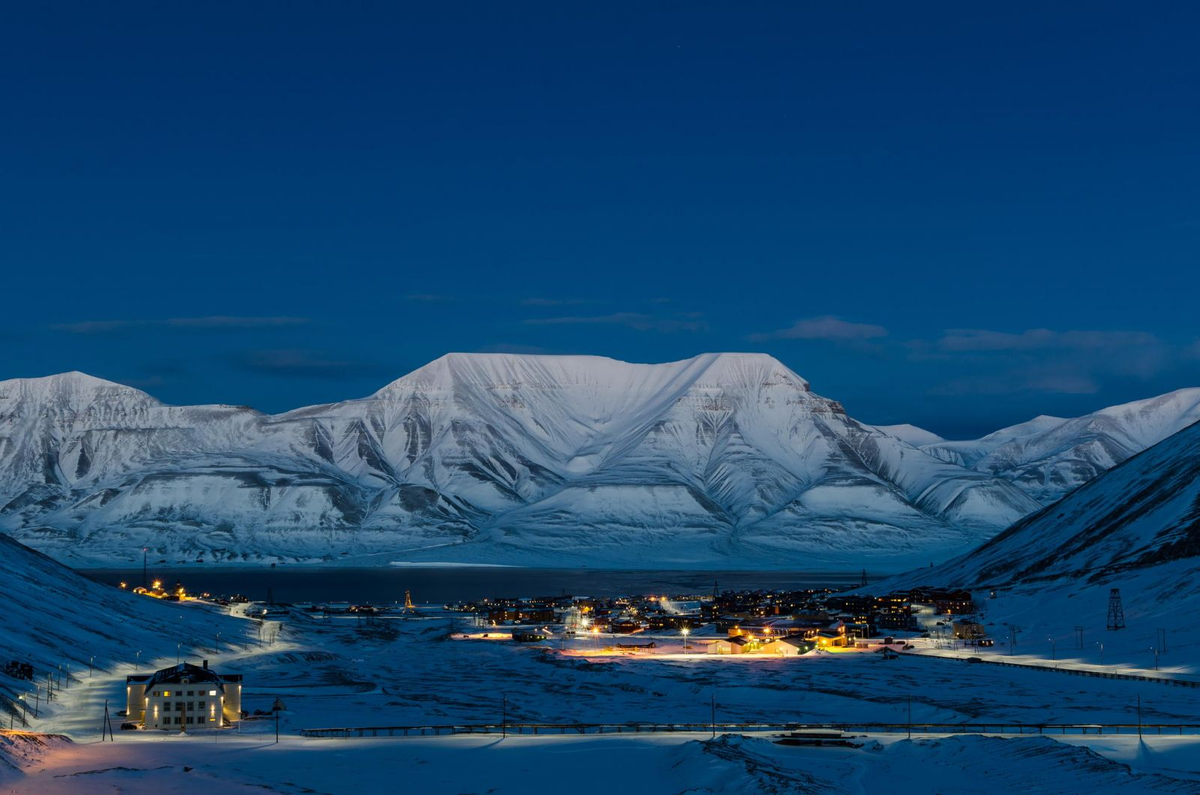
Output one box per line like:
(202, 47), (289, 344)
(710, 694), (716, 739)
(101, 700), (114, 742)
(1075, 626), (1084, 650)
(907, 695), (912, 740)
(1106, 588), (1125, 631)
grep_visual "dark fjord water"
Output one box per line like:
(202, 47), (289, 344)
(83, 567), (859, 604)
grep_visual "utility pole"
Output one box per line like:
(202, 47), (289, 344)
(1156, 628), (1167, 655)
(102, 700), (114, 741)
(1150, 647), (1159, 671)
(711, 694), (716, 739)
(501, 696), (508, 738)
(1137, 695), (1142, 739)
(143, 547), (148, 589)
(1048, 638), (1055, 661)
(1106, 589), (1126, 631)
(1075, 626), (1084, 650)
(272, 698), (286, 744)
(907, 695), (912, 740)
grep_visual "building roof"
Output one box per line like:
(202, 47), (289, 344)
(140, 662), (226, 692)
(779, 636), (815, 647)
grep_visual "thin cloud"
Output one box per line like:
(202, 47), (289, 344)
(233, 349), (383, 380)
(937, 328), (1159, 353)
(519, 297), (589, 307)
(923, 326), (1173, 396)
(404, 294), (456, 304)
(52, 316), (309, 334)
(931, 371), (1101, 397)
(524, 312), (707, 334)
(748, 315), (888, 342)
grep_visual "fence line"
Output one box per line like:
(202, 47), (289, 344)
(301, 721), (1200, 739)
(899, 650), (1200, 687)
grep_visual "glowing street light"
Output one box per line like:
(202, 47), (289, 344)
(681, 626), (691, 653)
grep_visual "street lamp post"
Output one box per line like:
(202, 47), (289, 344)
(1150, 647), (1159, 671)
(1096, 641), (1104, 666)
(135, 650), (141, 672)
(89, 656), (95, 678)
(177, 642), (183, 665)
(681, 626), (690, 654)
(1048, 638), (1055, 661)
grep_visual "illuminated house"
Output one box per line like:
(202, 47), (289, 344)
(815, 629), (849, 649)
(707, 636), (761, 654)
(126, 661), (242, 730)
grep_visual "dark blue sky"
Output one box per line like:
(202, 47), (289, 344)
(3, 2), (1198, 438)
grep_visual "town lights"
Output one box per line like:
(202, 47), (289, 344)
(681, 626), (690, 653)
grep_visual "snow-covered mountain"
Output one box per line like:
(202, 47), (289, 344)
(920, 389), (1200, 504)
(870, 418), (1200, 670)
(869, 424), (946, 448)
(0, 354), (1039, 570)
(915, 417), (1200, 588)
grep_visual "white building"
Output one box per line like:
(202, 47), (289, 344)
(126, 661), (242, 730)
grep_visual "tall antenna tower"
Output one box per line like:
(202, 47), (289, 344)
(1106, 588), (1126, 631)
(404, 589), (414, 610)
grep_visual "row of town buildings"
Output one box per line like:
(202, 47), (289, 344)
(448, 587), (978, 645)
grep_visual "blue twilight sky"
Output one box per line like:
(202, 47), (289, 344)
(2, 2), (1199, 438)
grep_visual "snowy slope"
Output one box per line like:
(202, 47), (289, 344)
(921, 389), (1200, 503)
(0, 533), (250, 728)
(876, 418), (1200, 670)
(870, 423), (945, 447)
(914, 418), (1200, 587)
(0, 355), (1038, 570)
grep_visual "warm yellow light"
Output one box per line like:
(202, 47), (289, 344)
(119, 582), (128, 589)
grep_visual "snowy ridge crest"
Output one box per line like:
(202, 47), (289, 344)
(2, 354), (1187, 570)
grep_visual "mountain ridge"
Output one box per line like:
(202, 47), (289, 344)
(0, 353), (1035, 570)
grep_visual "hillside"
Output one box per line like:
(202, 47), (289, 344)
(0, 533), (249, 728)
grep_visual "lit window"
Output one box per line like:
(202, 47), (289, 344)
(163, 691), (172, 697)
(209, 690), (217, 696)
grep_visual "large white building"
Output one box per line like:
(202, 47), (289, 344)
(126, 661), (243, 730)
